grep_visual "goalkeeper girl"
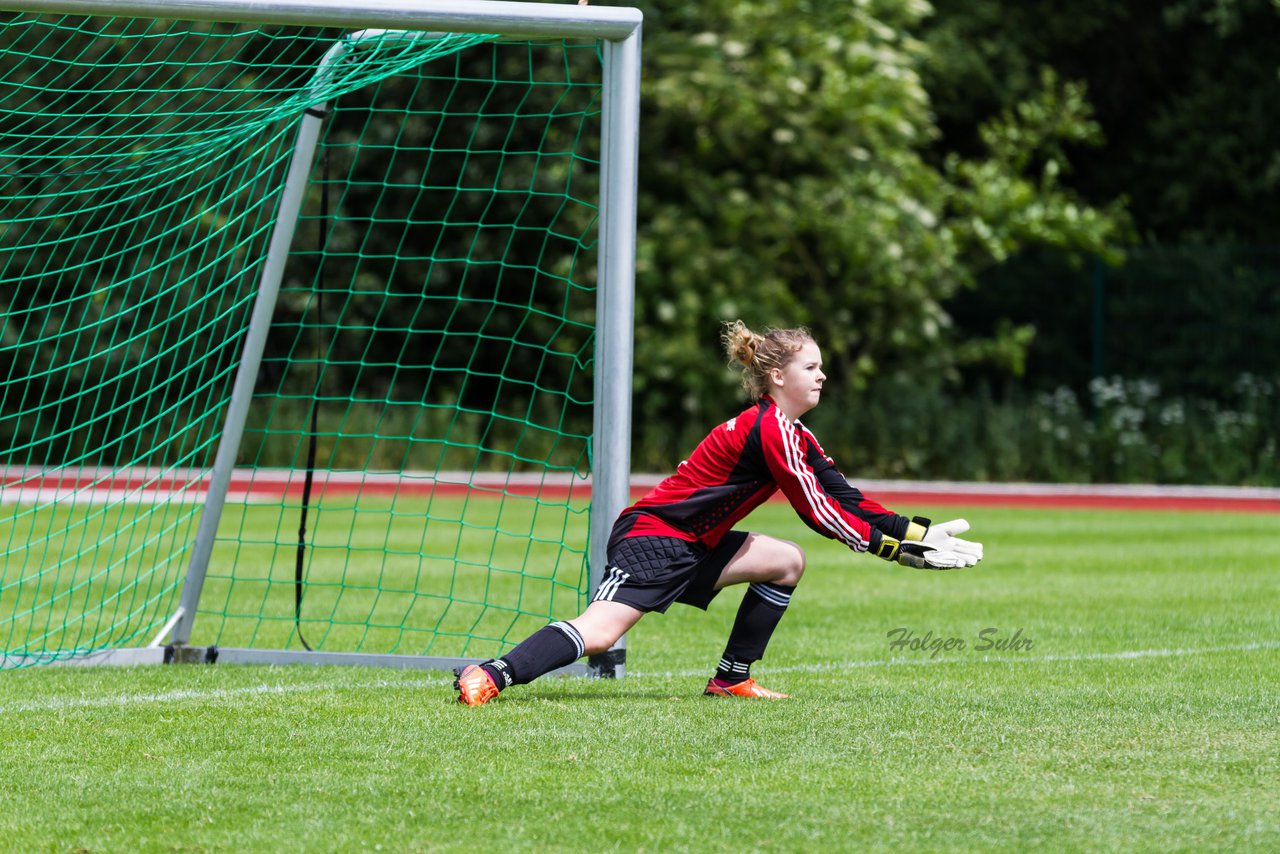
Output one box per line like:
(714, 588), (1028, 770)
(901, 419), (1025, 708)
(454, 320), (983, 704)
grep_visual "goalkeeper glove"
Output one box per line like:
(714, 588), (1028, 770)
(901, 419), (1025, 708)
(922, 518), (983, 566)
(872, 535), (970, 570)
(871, 517), (983, 570)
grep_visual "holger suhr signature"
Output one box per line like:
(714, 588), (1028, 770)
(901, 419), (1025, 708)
(887, 626), (1034, 658)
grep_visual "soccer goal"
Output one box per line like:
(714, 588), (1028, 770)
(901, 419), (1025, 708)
(0, 0), (641, 675)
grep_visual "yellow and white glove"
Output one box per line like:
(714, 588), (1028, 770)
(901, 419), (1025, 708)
(873, 517), (983, 570)
(922, 518), (983, 566)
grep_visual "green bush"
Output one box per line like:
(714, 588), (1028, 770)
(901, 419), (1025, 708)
(803, 373), (1279, 486)
(241, 372), (1278, 487)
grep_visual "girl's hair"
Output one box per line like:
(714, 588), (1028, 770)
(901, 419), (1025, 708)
(721, 320), (814, 400)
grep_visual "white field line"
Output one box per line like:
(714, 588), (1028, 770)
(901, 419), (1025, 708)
(3, 641), (1276, 715)
(662, 639), (1280, 679)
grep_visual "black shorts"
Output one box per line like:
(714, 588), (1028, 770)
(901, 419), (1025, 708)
(592, 515), (749, 613)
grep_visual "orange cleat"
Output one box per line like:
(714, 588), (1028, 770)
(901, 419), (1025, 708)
(703, 676), (790, 699)
(454, 664), (500, 706)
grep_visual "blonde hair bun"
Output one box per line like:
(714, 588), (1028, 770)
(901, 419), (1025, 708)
(721, 319), (760, 368)
(720, 320), (813, 400)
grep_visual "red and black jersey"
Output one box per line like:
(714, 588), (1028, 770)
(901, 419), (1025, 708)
(618, 395), (910, 554)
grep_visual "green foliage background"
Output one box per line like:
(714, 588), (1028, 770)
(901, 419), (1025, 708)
(624, 0), (1278, 478)
(3, 2), (1277, 483)
(629, 0), (1126, 466)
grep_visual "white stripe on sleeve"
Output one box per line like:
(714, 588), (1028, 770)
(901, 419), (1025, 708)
(772, 408), (866, 549)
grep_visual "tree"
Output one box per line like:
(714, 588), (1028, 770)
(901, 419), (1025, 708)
(923, 0), (1280, 243)
(627, 0), (1126, 465)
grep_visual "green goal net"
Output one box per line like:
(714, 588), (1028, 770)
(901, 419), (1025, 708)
(0, 7), (638, 669)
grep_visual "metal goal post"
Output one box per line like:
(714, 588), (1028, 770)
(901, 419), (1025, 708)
(0, 0), (641, 675)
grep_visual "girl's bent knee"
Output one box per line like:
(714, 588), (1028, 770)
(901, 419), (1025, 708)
(780, 541), (806, 586)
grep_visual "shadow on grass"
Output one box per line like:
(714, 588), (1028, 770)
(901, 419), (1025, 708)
(447, 681), (721, 705)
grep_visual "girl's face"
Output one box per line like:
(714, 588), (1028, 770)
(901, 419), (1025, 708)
(769, 340), (826, 419)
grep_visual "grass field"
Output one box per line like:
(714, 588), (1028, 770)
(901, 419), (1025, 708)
(1, 502), (1277, 852)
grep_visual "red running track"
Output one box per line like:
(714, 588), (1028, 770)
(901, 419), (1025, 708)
(3, 468), (1279, 513)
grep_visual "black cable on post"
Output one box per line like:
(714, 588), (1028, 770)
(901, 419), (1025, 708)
(295, 106), (330, 652)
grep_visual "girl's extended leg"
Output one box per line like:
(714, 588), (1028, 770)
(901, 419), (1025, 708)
(454, 600), (643, 705)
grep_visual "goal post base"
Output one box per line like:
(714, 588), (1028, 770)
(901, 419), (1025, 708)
(1, 648), (169, 668)
(587, 647), (626, 678)
(188, 647), (602, 676)
(16, 645), (607, 677)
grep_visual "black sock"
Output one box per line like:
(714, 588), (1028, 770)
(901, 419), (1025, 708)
(713, 656), (752, 685)
(714, 582), (794, 683)
(483, 621), (585, 689)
